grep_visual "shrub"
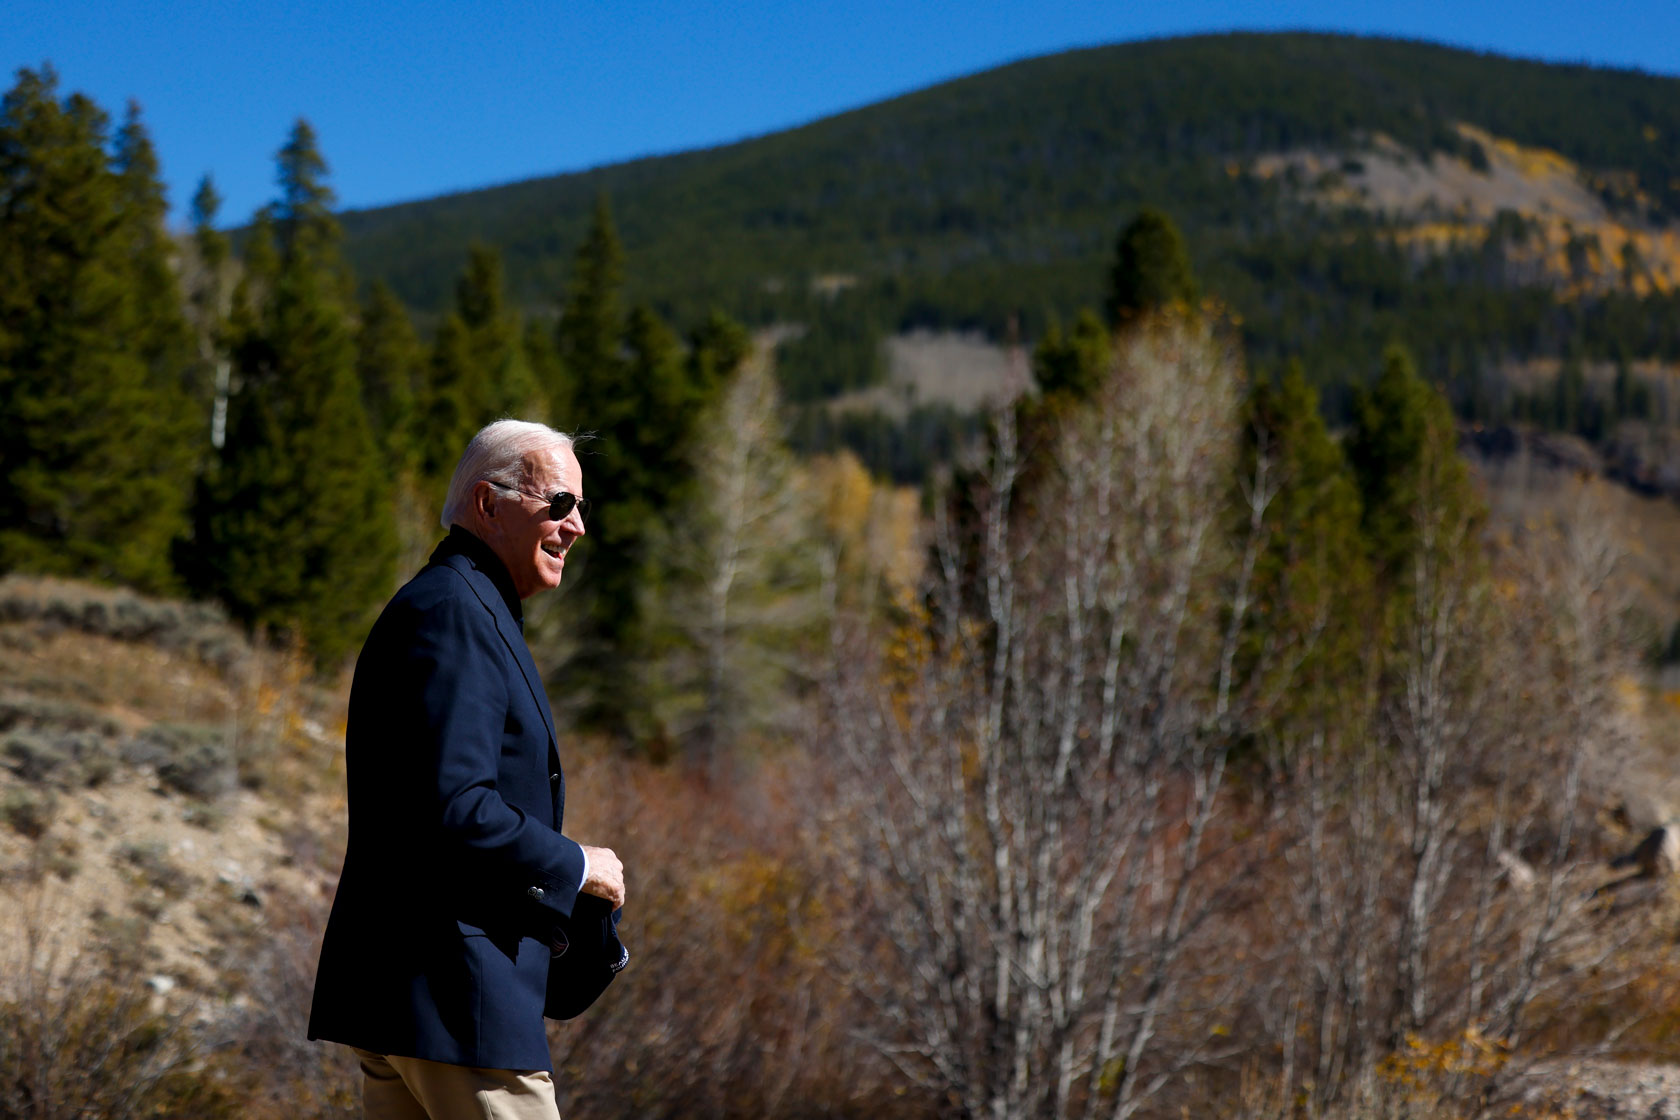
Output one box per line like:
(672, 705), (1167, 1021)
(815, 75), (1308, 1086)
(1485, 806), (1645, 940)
(0, 693), (121, 738)
(2, 730), (69, 782)
(0, 574), (246, 674)
(3, 729), (116, 786)
(0, 922), (240, 1120)
(2, 787), (57, 839)
(119, 841), (197, 900)
(122, 723), (235, 800)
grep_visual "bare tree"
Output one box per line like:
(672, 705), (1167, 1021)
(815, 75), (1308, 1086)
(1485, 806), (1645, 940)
(821, 314), (1267, 1120)
(819, 310), (1646, 1120)
(640, 347), (822, 774)
(1251, 473), (1635, 1119)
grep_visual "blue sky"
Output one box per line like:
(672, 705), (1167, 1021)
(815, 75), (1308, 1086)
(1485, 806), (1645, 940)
(8, 1), (1679, 227)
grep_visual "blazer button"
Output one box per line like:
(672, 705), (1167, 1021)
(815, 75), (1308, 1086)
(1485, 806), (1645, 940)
(527, 886), (545, 901)
(550, 773), (561, 784)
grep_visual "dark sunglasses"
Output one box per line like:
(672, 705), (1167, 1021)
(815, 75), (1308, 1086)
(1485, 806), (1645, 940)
(490, 482), (590, 524)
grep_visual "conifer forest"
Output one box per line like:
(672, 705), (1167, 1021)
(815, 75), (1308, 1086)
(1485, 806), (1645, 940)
(8, 33), (1680, 1120)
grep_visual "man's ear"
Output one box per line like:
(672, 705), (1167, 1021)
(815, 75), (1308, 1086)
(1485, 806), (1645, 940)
(473, 481), (497, 519)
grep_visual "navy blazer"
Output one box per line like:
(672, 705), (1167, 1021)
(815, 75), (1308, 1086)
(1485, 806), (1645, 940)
(309, 528), (589, 1071)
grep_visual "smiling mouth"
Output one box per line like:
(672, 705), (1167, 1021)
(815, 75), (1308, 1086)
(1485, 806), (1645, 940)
(542, 543), (564, 559)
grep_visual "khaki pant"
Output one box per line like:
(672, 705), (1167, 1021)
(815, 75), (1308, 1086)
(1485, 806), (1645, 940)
(353, 1048), (561, 1120)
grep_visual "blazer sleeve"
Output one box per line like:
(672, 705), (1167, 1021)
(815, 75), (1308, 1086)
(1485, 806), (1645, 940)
(401, 589), (588, 925)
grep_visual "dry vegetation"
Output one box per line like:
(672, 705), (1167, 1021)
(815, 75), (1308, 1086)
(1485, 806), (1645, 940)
(1254, 123), (1680, 298)
(13, 327), (1680, 1119)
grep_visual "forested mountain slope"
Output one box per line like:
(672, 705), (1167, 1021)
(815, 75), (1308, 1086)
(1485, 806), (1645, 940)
(339, 31), (1680, 404)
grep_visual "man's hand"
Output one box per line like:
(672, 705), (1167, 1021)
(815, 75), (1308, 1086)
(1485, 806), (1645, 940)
(579, 845), (625, 908)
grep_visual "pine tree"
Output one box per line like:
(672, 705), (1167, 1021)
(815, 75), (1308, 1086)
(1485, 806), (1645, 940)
(1106, 207), (1199, 325)
(455, 243), (542, 419)
(686, 310), (752, 401)
(1238, 360), (1370, 730)
(356, 281), (423, 470)
(190, 177), (230, 273)
(201, 120), (396, 667)
(413, 246), (544, 495)
(113, 99), (198, 479)
(549, 200), (631, 695)
(0, 70), (194, 592)
(1032, 308), (1110, 402)
(543, 196), (755, 740)
(1346, 344), (1482, 593)
(554, 194), (625, 419)
(185, 176), (232, 428)
(522, 318), (564, 421)
(576, 305), (686, 703)
(416, 311), (481, 483)
(113, 102), (195, 393)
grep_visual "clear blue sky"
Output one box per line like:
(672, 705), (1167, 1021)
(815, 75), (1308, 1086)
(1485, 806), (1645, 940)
(8, 1), (1679, 228)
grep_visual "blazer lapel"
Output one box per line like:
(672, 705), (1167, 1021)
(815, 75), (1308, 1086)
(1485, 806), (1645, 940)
(446, 555), (559, 752)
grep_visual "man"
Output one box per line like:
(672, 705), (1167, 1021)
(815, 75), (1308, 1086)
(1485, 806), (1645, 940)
(310, 420), (626, 1119)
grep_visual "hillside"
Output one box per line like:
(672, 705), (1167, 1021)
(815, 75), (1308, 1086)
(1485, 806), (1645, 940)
(14, 396), (1680, 1117)
(339, 33), (1680, 393)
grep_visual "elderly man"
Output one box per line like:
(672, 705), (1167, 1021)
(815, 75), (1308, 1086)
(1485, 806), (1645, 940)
(310, 420), (626, 1120)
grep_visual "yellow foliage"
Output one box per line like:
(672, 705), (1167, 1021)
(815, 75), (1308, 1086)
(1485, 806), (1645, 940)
(808, 449), (874, 540)
(805, 450), (924, 595)
(1378, 1028), (1511, 1117)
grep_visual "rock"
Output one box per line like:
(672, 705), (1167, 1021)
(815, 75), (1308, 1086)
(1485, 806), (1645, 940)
(147, 974), (175, 995)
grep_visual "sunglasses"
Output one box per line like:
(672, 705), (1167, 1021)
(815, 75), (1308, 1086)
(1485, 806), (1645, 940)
(490, 482), (590, 524)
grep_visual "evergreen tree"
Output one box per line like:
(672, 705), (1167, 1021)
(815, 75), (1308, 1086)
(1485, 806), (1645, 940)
(522, 318), (564, 421)
(1106, 207), (1199, 325)
(572, 304), (690, 717)
(1346, 344), (1481, 593)
(542, 197), (755, 739)
(239, 207), (281, 294)
(190, 177), (230, 273)
(186, 176), (232, 423)
(455, 243), (542, 419)
(1032, 308), (1110, 402)
(686, 310), (752, 402)
(200, 120), (396, 668)
(554, 194), (624, 422)
(1238, 360), (1370, 731)
(416, 311), (481, 482)
(356, 280), (423, 469)
(112, 102), (195, 403)
(0, 69), (193, 592)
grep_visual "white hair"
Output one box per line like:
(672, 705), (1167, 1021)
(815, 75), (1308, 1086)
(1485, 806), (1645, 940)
(439, 420), (575, 530)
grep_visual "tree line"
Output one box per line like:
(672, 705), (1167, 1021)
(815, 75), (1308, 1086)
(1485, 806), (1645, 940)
(0, 67), (751, 701)
(323, 31), (1680, 486)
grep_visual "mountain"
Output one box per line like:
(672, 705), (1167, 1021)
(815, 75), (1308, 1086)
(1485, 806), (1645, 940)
(338, 32), (1680, 454)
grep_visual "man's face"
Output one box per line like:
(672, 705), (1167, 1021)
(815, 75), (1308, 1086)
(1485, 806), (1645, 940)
(477, 444), (586, 599)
